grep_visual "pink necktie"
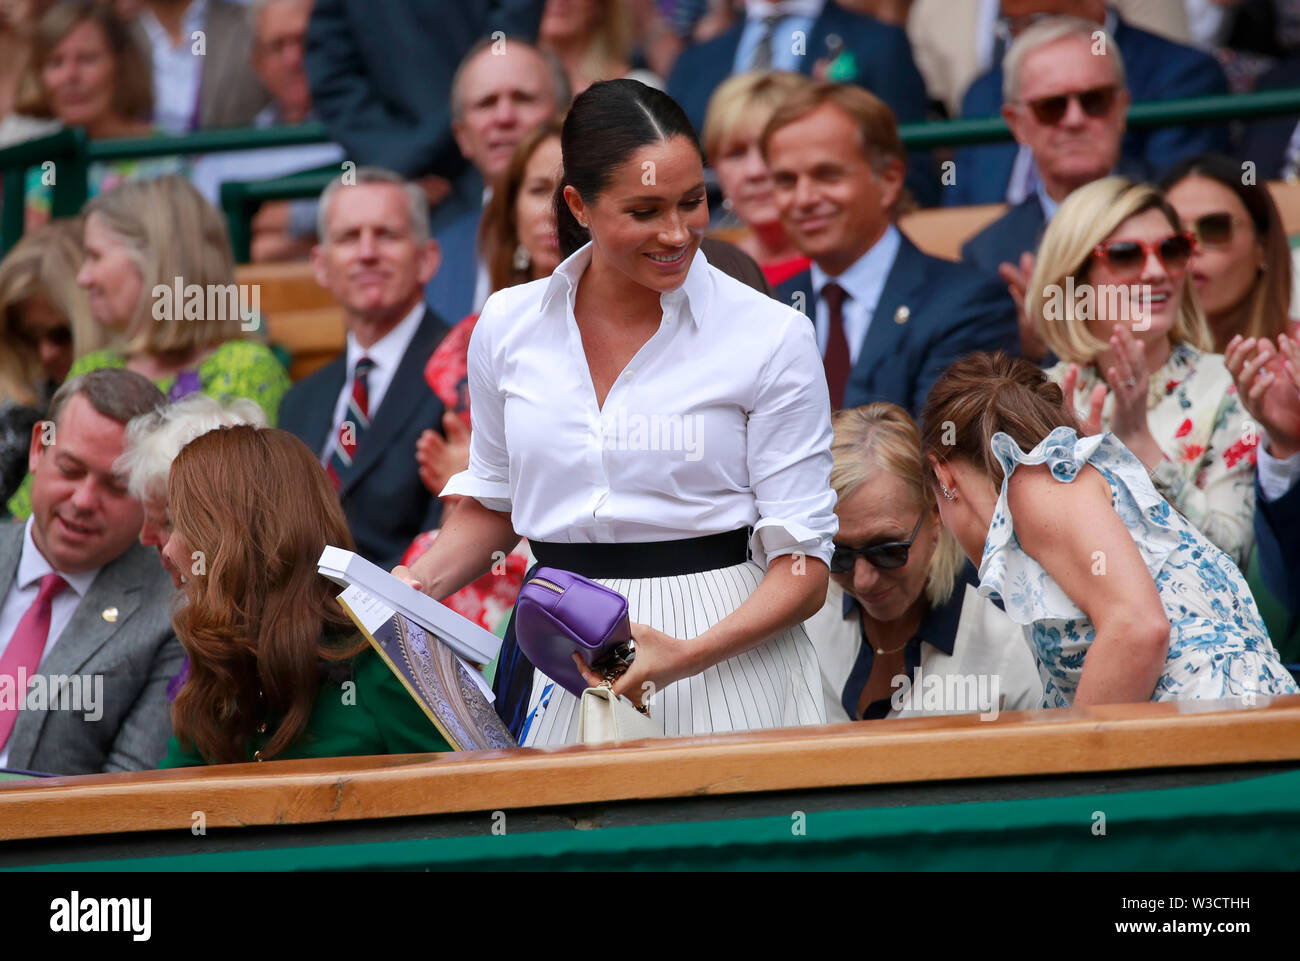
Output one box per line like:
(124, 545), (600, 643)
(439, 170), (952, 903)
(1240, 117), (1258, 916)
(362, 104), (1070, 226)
(0, 573), (69, 748)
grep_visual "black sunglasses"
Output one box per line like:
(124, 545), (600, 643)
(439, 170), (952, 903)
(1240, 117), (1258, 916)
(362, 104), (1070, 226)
(1190, 212), (1234, 248)
(830, 514), (924, 573)
(1025, 85), (1118, 125)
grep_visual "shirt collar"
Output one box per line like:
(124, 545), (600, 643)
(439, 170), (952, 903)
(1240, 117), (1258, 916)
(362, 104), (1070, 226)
(841, 561), (978, 657)
(747, 0), (824, 21)
(140, 0), (210, 48)
(538, 241), (711, 329)
(811, 223), (901, 313)
(346, 300), (424, 375)
(1035, 179), (1060, 221)
(17, 517), (100, 600)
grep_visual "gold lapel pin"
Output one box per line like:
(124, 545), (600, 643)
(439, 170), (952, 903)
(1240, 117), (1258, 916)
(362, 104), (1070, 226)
(102, 607), (119, 623)
(894, 305), (910, 325)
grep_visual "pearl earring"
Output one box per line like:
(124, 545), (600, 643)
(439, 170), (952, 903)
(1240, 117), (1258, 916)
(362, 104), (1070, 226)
(513, 243), (531, 272)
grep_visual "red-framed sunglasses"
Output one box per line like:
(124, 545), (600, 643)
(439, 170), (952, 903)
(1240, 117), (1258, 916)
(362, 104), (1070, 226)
(1091, 232), (1195, 278)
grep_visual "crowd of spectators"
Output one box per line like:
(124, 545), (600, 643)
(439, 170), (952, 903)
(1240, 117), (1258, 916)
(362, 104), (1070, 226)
(1, 0), (1299, 775)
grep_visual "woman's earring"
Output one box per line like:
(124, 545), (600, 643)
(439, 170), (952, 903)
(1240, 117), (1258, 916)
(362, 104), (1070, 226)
(941, 484), (956, 502)
(513, 243), (531, 272)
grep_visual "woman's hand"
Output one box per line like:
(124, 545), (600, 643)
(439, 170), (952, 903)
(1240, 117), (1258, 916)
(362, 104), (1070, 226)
(572, 622), (702, 709)
(1100, 325), (1163, 469)
(390, 565), (423, 591)
(415, 412), (472, 497)
(999, 252), (1049, 364)
(1061, 363), (1108, 436)
(1225, 333), (1300, 460)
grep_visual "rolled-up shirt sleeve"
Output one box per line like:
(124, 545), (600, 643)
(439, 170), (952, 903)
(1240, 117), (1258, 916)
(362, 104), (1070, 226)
(746, 310), (838, 568)
(441, 302), (513, 512)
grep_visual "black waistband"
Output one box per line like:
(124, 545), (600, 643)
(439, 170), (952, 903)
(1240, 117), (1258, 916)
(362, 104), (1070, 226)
(528, 528), (750, 580)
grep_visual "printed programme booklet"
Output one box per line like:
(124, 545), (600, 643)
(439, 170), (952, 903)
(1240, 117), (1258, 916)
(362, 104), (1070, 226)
(335, 585), (516, 752)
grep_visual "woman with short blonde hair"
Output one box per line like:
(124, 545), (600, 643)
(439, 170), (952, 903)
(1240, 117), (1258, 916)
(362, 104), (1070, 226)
(1025, 176), (1254, 567)
(701, 70), (813, 285)
(803, 402), (1043, 721)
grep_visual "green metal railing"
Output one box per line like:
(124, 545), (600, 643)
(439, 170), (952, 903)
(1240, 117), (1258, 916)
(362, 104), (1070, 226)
(3, 89), (1300, 260)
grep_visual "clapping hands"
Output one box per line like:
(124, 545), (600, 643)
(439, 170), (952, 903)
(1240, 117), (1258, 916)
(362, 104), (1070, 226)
(1225, 332), (1300, 460)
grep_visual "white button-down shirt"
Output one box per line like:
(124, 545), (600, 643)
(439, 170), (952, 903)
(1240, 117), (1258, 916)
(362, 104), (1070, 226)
(810, 223), (901, 367)
(444, 243), (838, 566)
(321, 300), (424, 463)
(138, 0), (210, 135)
(0, 519), (100, 765)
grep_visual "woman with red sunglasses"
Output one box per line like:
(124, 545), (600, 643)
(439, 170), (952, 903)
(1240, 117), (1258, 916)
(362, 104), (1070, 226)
(1024, 177), (1256, 568)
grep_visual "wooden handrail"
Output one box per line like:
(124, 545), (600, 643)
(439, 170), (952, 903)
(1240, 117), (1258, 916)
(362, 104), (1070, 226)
(2, 695), (1297, 843)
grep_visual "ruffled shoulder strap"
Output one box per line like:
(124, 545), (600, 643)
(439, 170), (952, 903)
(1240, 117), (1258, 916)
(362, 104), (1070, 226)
(977, 427), (1182, 624)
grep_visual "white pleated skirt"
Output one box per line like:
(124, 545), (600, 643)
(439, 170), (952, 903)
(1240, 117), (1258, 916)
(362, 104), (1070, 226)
(519, 560), (828, 746)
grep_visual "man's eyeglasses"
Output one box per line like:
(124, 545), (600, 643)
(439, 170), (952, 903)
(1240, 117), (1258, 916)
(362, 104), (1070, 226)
(830, 514), (924, 573)
(12, 323), (72, 349)
(1023, 85), (1118, 126)
(1188, 212), (1235, 248)
(1091, 232), (1195, 278)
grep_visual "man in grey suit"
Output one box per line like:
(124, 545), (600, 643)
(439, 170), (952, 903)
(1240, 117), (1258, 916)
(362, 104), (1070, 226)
(0, 370), (181, 776)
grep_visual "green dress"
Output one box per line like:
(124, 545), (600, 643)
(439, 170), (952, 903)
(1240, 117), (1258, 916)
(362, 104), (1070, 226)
(159, 647), (452, 767)
(6, 339), (290, 518)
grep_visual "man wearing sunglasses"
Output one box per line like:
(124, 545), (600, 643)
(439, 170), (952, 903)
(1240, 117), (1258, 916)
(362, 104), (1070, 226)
(947, 0), (1228, 210)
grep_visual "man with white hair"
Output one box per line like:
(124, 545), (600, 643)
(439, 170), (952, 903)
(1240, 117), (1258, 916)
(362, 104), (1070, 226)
(961, 17), (1132, 362)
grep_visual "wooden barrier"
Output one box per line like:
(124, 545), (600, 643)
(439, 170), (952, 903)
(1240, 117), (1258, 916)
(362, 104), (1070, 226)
(234, 261), (343, 381)
(899, 202), (1007, 262)
(2, 694), (1297, 844)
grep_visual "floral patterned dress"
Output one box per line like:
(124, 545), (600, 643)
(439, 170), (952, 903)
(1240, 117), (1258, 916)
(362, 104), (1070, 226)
(979, 427), (1297, 707)
(1046, 342), (1256, 567)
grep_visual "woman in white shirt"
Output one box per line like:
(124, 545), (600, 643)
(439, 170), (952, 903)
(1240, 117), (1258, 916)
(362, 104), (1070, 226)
(394, 79), (837, 745)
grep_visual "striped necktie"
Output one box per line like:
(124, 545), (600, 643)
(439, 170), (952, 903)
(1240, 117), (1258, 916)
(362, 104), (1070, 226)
(750, 14), (782, 70)
(327, 356), (375, 492)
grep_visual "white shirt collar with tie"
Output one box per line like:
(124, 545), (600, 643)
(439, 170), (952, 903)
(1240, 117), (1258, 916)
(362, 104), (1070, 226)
(809, 223), (902, 367)
(322, 299), (425, 464)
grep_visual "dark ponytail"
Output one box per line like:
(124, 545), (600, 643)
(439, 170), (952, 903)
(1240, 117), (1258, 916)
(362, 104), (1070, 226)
(553, 79), (703, 258)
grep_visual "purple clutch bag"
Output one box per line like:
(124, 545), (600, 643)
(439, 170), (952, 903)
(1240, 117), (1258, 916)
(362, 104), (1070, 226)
(514, 567), (632, 697)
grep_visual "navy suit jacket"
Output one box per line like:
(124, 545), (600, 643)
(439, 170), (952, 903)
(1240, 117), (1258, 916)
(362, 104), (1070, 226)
(960, 194), (1047, 277)
(946, 17), (1229, 206)
(667, 4), (938, 206)
(278, 308), (450, 570)
(774, 234), (1020, 417)
(305, 0), (543, 179)
(1256, 473), (1300, 616)
(1240, 56), (1300, 181)
(424, 206), (482, 327)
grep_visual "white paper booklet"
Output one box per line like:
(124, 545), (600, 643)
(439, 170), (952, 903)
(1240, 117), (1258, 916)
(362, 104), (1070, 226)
(316, 546), (502, 665)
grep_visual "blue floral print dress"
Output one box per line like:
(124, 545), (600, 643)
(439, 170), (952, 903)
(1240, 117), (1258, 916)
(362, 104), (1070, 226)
(978, 427), (1297, 707)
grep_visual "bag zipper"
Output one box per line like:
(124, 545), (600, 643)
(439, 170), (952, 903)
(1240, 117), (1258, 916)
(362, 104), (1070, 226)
(527, 577), (564, 594)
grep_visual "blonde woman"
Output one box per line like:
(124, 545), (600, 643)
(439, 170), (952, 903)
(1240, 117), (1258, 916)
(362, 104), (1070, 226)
(701, 70), (812, 287)
(1026, 176), (1255, 568)
(6, 175), (289, 518)
(804, 403), (1043, 720)
(0, 218), (102, 504)
(539, 0), (663, 96)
